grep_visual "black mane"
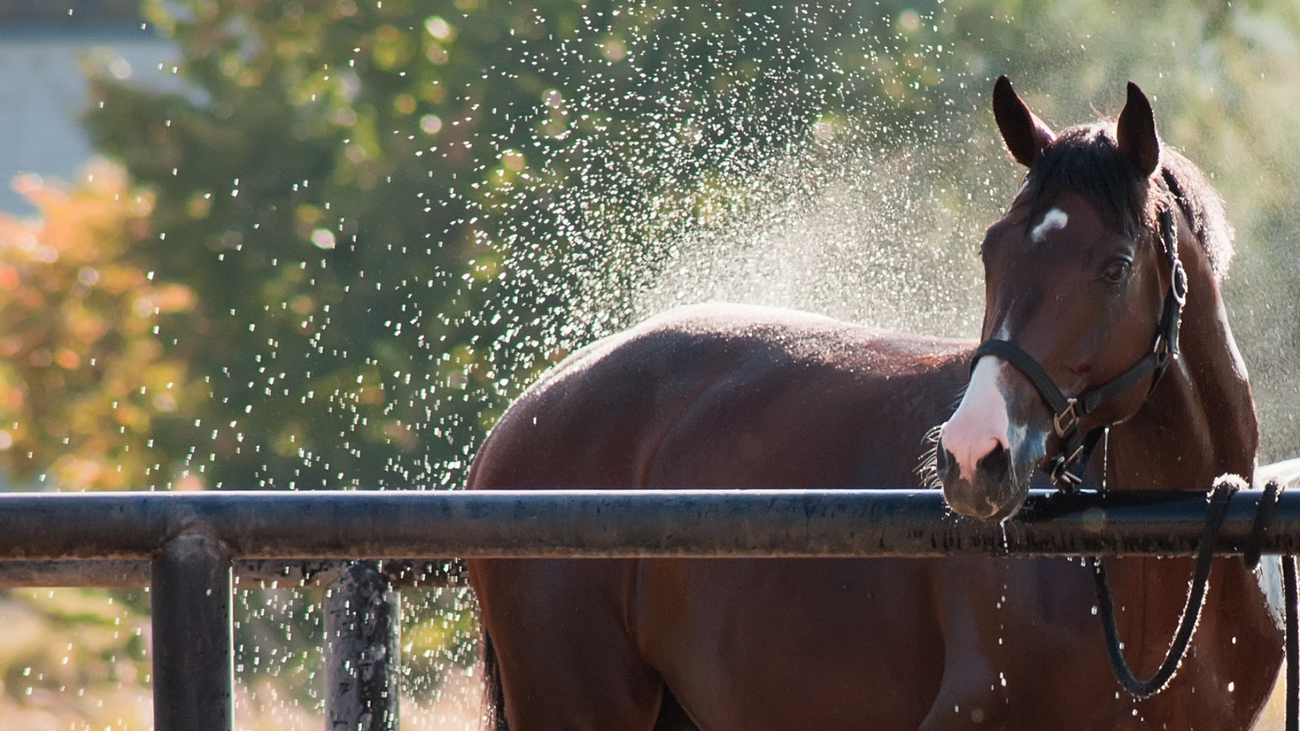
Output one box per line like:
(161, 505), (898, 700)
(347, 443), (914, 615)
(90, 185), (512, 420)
(1024, 122), (1234, 280)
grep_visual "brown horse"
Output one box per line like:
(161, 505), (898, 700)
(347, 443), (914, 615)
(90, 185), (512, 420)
(466, 78), (1282, 730)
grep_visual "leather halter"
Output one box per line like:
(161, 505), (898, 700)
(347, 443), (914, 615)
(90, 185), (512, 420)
(970, 201), (1189, 488)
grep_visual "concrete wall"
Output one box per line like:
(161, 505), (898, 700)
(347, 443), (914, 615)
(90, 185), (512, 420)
(0, 5), (178, 214)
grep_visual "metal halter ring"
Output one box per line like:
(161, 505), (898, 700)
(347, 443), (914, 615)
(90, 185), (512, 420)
(1050, 447), (1087, 486)
(1171, 259), (1188, 307)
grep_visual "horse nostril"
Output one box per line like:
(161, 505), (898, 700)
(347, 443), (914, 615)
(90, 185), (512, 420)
(936, 446), (954, 477)
(976, 442), (1010, 485)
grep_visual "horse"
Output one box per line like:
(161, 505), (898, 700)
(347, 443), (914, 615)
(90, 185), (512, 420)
(466, 77), (1283, 730)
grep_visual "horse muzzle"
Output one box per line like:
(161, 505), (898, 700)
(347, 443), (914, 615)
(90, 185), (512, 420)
(935, 356), (1049, 521)
(936, 439), (1027, 521)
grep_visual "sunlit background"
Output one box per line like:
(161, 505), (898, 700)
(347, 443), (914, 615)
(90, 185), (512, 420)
(2, 0), (1299, 728)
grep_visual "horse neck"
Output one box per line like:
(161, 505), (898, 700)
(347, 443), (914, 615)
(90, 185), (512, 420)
(1106, 238), (1258, 492)
(1098, 234), (1266, 677)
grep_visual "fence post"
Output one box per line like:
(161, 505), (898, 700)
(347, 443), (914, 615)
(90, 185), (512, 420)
(326, 561), (401, 730)
(151, 532), (233, 731)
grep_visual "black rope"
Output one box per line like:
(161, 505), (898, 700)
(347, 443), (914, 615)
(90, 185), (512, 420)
(1237, 479), (1297, 731)
(1091, 477), (1297, 731)
(1090, 479), (1237, 698)
(1285, 553), (1298, 731)
(1244, 480), (1283, 571)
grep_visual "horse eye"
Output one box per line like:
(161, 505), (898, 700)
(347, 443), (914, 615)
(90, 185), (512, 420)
(1103, 259), (1131, 283)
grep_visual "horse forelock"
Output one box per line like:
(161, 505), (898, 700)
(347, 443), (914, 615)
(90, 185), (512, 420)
(1023, 124), (1145, 238)
(1022, 123), (1234, 281)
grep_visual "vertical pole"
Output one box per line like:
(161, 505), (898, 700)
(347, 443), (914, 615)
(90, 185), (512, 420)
(151, 533), (233, 731)
(326, 561), (401, 730)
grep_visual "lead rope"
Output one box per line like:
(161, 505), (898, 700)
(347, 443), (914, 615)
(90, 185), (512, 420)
(1284, 554), (1298, 731)
(1092, 478), (1298, 731)
(1244, 480), (1297, 731)
(1090, 479), (1237, 698)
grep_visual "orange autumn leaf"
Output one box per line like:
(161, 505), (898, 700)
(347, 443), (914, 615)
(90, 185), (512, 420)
(0, 158), (200, 491)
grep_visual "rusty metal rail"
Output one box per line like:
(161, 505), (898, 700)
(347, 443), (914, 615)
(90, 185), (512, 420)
(3, 487), (1299, 731)
(0, 557), (465, 588)
(4, 488), (1300, 564)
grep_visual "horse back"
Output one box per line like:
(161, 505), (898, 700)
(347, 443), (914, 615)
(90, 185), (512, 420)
(469, 303), (973, 492)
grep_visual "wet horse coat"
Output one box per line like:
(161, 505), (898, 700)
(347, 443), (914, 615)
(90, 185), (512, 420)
(467, 80), (1282, 730)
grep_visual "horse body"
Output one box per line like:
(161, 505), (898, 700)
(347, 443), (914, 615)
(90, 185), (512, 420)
(468, 79), (1283, 730)
(470, 304), (967, 729)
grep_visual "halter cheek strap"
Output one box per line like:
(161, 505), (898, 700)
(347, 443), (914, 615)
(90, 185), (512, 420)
(971, 204), (1188, 489)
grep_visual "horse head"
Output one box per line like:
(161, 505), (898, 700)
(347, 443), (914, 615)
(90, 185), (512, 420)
(938, 77), (1188, 520)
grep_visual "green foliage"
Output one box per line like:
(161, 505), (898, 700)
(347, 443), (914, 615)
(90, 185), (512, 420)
(90, 0), (549, 489)
(73, 0), (1300, 489)
(81, 0), (946, 490)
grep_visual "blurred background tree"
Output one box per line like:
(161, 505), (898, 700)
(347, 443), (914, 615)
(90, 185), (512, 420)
(77, 0), (1300, 495)
(84, 0), (944, 492)
(0, 158), (197, 492)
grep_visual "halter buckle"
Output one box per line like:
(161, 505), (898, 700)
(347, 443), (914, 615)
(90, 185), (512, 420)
(1053, 398), (1079, 439)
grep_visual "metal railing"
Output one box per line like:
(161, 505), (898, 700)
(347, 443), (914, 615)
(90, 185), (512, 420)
(3, 487), (1298, 730)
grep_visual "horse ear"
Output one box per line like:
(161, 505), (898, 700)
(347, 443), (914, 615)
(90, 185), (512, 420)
(1116, 82), (1160, 178)
(993, 75), (1055, 167)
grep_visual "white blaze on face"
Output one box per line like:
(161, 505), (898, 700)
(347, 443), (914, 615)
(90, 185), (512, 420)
(940, 357), (1011, 480)
(1031, 208), (1069, 243)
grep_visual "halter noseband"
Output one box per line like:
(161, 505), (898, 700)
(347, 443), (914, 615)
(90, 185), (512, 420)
(970, 202), (1189, 488)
